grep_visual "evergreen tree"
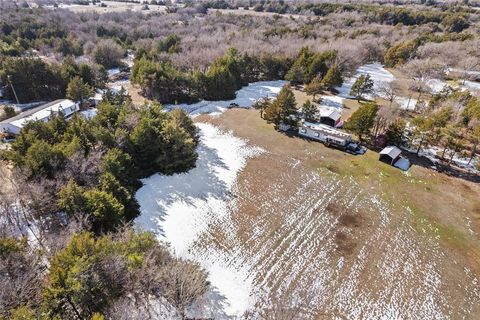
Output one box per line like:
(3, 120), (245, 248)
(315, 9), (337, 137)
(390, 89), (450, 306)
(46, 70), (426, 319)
(83, 188), (124, 233)
(350, 74), (374, 101)
(301, 100), (317, 121)
(66, 76), (93, 104)
(285, 47), (314, 85)
(321, 64), (343, 90)
(384, 40), (418, 67)
(305, 75), (324, 101)
(440, 125), (464, 162)
(264, 86), (296, 126)
(285, 63), (304, 86)
(3, 105), (16, 118)
(285, 48), (336, 85)
(24, 140), (64, 179)
(253, 97), (272, 119)
(42, 233), (127, 318)
(305, 50), (336, 83)
(0, 57), (66, 102)
(344, 102), (379, 141)
(58, 179), (87, 218)
(385, 118), (406, 145)
(467, 125), (480, 165)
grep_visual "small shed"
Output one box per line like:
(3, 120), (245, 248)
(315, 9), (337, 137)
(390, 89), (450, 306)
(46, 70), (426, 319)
(379, 146), (402, 165)
(319, 108), (341, 127)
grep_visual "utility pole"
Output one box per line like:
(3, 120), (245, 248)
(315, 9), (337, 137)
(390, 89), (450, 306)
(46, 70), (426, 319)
(7, 75), (20, 104)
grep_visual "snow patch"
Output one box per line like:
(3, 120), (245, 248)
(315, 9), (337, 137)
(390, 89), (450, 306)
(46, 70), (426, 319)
(396, 96), (418, 111)
(80, 108), (97, 120)
(107, 68), (121, 77)
(336, 63), (395, 99)
(135, 123), (264, 318)
(165, 81), (286, 116)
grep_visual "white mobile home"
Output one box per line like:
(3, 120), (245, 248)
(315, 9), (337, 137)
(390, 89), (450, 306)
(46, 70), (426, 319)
(0, 99), (79, 135)
(298, 121), (352, 147)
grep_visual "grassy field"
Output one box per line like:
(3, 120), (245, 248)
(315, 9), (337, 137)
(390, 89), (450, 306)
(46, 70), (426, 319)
(195, 108), (480, 318)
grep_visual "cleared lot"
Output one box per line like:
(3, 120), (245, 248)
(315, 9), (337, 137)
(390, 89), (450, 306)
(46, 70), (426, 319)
(195, 108), (480, 318)
(137, 105), (480, 318)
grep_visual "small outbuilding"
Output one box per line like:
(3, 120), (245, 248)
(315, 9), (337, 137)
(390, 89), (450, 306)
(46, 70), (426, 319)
(319, 108), (341, 127)
(379, 146), (402, 165)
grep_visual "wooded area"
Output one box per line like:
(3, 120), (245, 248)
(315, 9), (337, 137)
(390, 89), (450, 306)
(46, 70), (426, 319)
(1, 0), (480, 318)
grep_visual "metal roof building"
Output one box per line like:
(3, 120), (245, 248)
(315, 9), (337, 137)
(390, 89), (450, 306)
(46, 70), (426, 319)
(0, 99), (79, 135)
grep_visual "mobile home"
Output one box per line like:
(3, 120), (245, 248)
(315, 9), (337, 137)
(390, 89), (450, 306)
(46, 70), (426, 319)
(298, 121), (352, 148)
(0, 99), (79, 135)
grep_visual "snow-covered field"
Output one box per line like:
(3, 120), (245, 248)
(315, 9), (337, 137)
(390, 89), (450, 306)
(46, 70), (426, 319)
(336, 63), (395, 100)
(135, 123), (263, 318)
(334, 63), (421, 110)
(165, 81), (287, 116)
(135, 81), (286, 318)
(133, 72), (480, 318)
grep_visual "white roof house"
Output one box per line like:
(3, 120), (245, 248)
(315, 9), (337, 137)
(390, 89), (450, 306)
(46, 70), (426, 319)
(0, 99), (79, 135)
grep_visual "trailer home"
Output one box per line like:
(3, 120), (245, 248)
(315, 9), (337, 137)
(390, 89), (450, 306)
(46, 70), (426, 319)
(298, 121), (353, 148)
(0, 99), (79, 135)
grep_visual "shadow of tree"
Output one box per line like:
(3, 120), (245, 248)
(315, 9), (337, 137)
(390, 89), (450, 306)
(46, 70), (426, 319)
(135, 130), (231, 238)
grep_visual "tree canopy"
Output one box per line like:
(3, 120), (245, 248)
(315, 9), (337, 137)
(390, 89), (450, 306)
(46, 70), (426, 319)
(344, 102), (379, 141)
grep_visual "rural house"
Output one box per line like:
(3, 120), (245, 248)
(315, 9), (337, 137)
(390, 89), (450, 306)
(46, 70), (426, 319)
(0, 99), (79, 135)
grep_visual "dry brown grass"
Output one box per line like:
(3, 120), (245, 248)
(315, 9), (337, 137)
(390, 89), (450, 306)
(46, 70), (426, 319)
(195, 108), (480, 318)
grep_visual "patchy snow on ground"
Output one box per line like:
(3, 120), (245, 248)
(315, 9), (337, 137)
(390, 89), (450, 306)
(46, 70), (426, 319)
(0, 101), (45, 113)
(394, 157), (411, 171)
(135, 123), (264, 318)
(396, 96), (418, 110)
(426, 78), (449, 94)
(165, 81), (286, 116)
(319, 95), (345, 109)
(80, 108), (97, 120)
(401, 143), (479, 174)
(336, 63), (395, 99)
(447, 68), (480, 78)
(107, 68), (121, 77)
(461, 80), (480, 92)
(108, 80), (129, 93)
(424, 146), (479, 173)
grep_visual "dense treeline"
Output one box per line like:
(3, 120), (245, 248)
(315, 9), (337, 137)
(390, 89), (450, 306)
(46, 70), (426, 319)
(0, 90), (204, 318)
(0, 2), (476, 76)
(2, 93), (198, 233)
(132, 45), (346, 105)
(383, 32), (473, 67)
(0, 13), (81, 57)
(0, 56), (104, 102)
(132, 47), (292, 103)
